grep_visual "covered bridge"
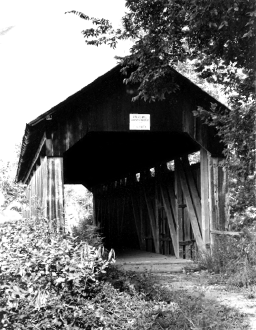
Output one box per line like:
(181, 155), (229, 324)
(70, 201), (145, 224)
(16, 65), (228, 259)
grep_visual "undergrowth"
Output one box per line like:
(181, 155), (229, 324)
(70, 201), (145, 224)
(196, 228), (256, 287)
(104, 266), (249, 329)
(0, 218), (249, 329)
(72, 214), (103, 247)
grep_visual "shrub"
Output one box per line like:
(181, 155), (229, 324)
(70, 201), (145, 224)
(72, 215), (103, 247)
(0, 218), (115, 329)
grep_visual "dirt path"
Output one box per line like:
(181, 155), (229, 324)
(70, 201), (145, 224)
(154, 272), (256, 329)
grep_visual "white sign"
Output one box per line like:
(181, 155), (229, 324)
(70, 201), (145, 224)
(129, 114), (150, 130)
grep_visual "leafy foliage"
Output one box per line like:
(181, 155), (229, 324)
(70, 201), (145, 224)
(64, 184), (93, 232)
(72, 215), (103, 247)
(0, 157), (26, 208)
(0, 218), (115, 329)
(68, 0), (255, 101)
(0, 217), (249, 329)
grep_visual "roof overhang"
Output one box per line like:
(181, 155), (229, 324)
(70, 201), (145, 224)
(63, 131), (201, 189)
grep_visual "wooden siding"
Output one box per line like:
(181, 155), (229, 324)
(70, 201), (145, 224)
(17, 65), (225, 186)
(24, 157), (64, 232)
(24, 156), (48, 219)
(47, 85), (221, 159)
(35, 66), (224, 163)
(16, 65), (228, 254)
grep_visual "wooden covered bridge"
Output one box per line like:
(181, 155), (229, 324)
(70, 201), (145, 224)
(16, 65), (228, 259)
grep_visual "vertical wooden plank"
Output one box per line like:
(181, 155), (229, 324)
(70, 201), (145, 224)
(47, 158), (53, 230)
(139, 187), (146, 250)
(200, 148), (210, 246)
(131, 191), (144, 250)
(222, 165), (229, 229)
(212, 158), (220, 230)
(47, 157), (64, 233)
(92, 189), (97, 226)
(174, 159), (184, 258)
(160, 183), (179, 257)
(168, 184), (178, 255)
(176, 158), (206, 253)
(42, 157), (48, 219)
(155, 170), (160, 254)
(56, 157), (64, 232)
(181, 156), (202, 231)
(120, 192), (126, 234)
(31, 173), (35, 218)
(183, 207), (191, 258)
(144, 187), (160, 253)
(208, 154), (216, 248)
(212, 157), (228, 231)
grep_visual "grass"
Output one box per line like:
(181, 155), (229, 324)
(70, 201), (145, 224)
(102, 266), (250, 330)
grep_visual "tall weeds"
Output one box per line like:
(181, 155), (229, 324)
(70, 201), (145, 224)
(197, 229), (256, 287)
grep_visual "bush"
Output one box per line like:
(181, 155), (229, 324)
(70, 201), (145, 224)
(72, 215), (103, 248)
(0, 218), (115, 329)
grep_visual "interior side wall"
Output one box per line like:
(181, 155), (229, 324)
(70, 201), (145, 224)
(93, 159), (202, 259)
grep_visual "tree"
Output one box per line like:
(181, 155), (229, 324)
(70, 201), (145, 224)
(68, 0), (255, 101)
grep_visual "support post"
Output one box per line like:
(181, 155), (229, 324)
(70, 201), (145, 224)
(160, 183), (179, 258)
(208, 155), (228, 247)
(174, 159), (184, 258)
(144, 187), (160, 253)
(200, 148), (210, 247)
(176, 158), (206, 253)
(92, 190), (97, 226)
(212, 157), (228, 225)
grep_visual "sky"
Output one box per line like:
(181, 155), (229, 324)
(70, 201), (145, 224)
(0, 0), (128, 160)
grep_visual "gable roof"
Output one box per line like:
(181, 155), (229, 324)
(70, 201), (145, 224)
(16, 64), (228, 184)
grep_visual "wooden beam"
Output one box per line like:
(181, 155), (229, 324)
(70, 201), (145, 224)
(176, 158), (206, 253)
(139, 187), (146, 250)
(181, 156), (202, 230)
(144, 188), (160, 253)
(174, 159), (184, 258)
(208, 154), (216, 247)
(92, 190), (97, 226)
(131, 191), (144, 250)
(200, 148), (210, 245)
(211, 230), (241, 237)
(155, 172), (160, 253)
(160, 184), (179, 257)
(47, 157), (64, 232)
(24, 134), (46, 184)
